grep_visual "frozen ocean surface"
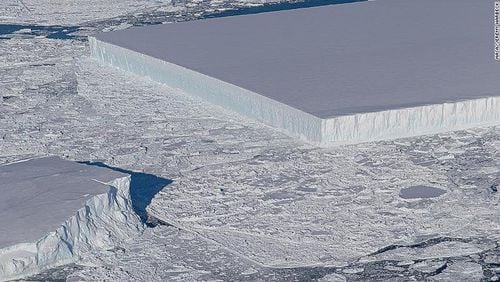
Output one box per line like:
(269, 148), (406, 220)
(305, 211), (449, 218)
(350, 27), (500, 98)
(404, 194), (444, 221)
(94, 0), (500, 118)
(0, 156), (126, 249)
(2, 0), (499, 279)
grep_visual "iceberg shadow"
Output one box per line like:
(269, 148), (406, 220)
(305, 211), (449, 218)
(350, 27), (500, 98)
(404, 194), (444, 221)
(78, 161), (172, 224)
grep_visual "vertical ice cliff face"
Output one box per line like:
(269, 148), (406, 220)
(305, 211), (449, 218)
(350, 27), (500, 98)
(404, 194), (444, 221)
(0, 176), (144, 281)
(320, 97), (500, 146)
(88, 37), (324, 144)
(89, 37), (500, 146)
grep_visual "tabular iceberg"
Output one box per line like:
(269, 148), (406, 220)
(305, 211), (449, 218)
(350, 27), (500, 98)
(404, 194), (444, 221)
(0, 157), (143, 281)
(90, 0), (500, 145)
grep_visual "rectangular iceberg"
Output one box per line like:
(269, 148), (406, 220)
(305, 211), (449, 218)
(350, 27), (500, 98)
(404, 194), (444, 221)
(90, 0), (500, 145)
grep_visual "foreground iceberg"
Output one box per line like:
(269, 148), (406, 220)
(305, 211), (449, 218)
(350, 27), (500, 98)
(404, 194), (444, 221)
(90, 0), (500, 145)
(0, 157), (143, 281)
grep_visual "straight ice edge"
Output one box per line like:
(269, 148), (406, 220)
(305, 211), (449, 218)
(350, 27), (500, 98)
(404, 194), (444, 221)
(88, 36), (323, 144)
(321, 96), (500, 145)
(89, 36), (500, 146)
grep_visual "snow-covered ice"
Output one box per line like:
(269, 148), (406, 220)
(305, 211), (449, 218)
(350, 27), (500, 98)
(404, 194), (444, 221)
(1, 0), (500, 280)
(91, 0), (500, 145)
(2, 35), (499, 280)
(0, 157), (143, 281)
(0, 0), (174, 25)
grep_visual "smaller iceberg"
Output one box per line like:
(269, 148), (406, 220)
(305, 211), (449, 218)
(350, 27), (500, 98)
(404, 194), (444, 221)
(0, 157), (144, 281)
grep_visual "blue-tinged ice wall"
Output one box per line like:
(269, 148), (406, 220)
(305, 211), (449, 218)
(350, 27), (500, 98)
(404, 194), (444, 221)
(89, 37), (323, 144)
(89, 37), (500, 146)
(321, 97), (500, 145)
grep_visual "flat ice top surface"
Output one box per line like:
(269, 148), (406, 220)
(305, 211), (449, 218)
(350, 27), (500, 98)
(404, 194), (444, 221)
(96, 0), (500, 118)
(0, 157), (127, 249)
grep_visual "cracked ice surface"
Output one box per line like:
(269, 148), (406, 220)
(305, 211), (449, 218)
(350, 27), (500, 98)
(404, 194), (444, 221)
(147, 129), (500, 267)
(4, 39), (499, 280)
(0, 2), (499, 281)
(0, 0), (283, 27)
(0, 0), (174, 25)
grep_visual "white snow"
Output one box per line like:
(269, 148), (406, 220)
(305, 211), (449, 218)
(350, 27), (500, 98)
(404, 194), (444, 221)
(1, 35), (499, 280)
(91, 0), (500, 145)
(0, 0), (173, 25)
(1, 0), (500, 280)
(0, 157), (143, 281)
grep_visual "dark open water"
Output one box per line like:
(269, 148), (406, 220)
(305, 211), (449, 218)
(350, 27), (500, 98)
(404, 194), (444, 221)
(0, 0), (366, 40)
